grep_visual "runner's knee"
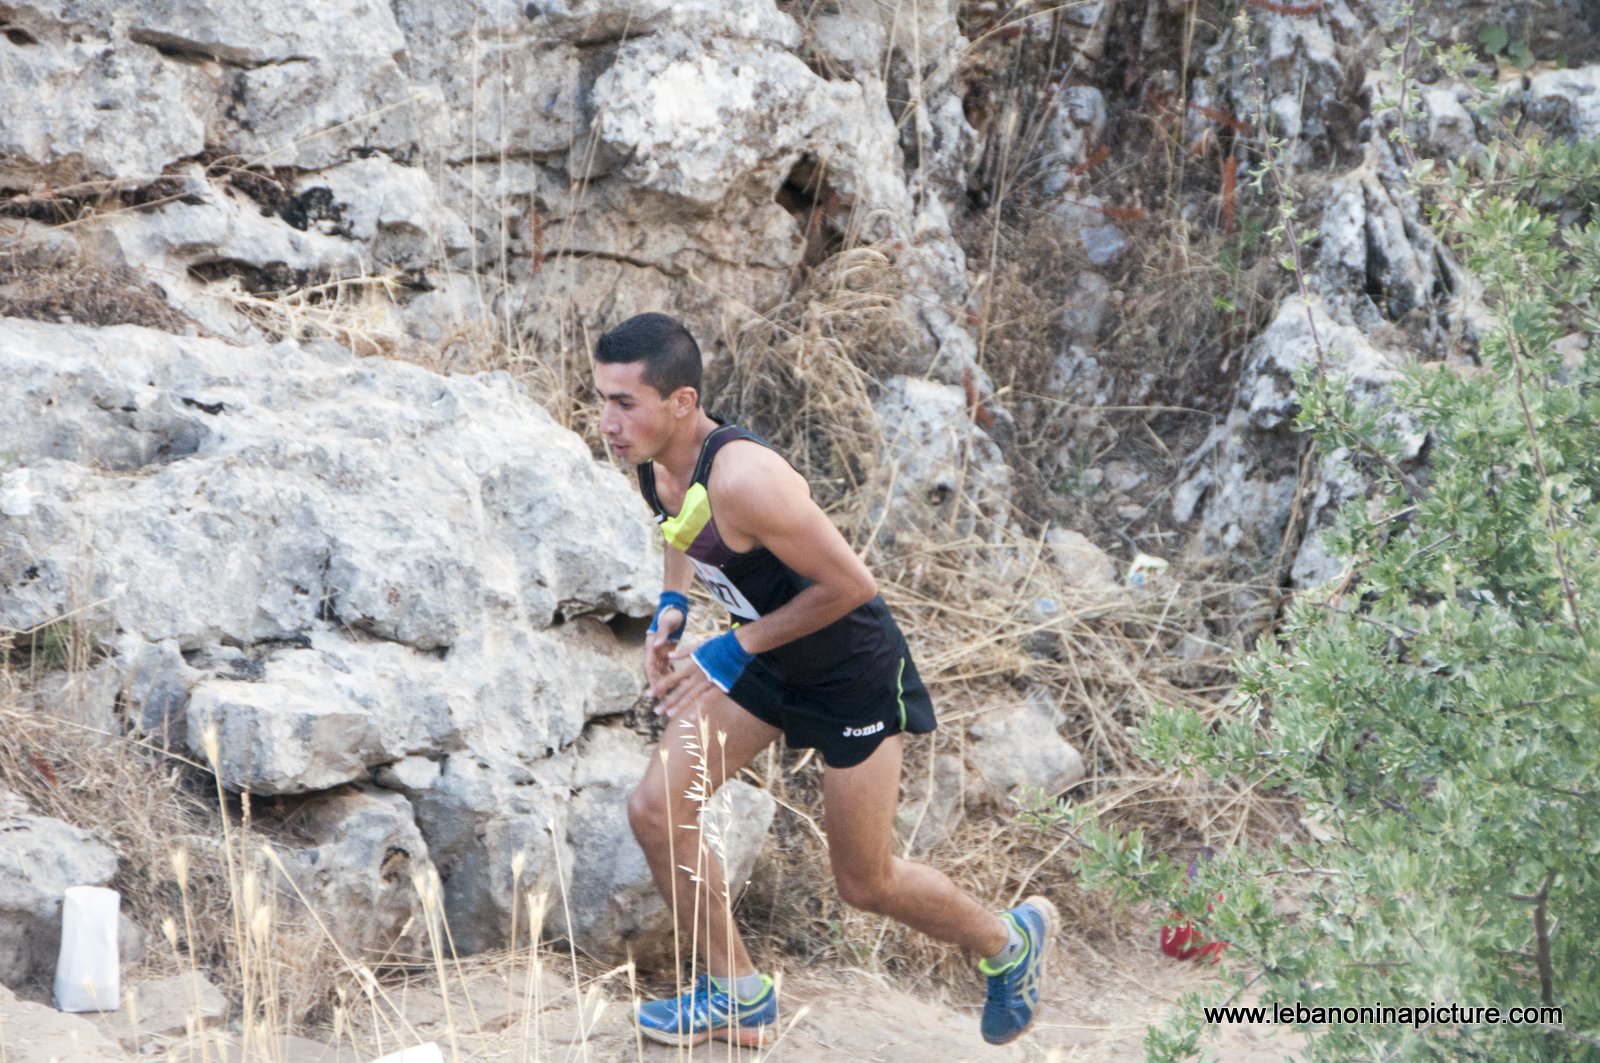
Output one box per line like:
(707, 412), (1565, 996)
(833, 864), (896, 915)
(627, 781), (697, 850)
(627, 785), (668, 849)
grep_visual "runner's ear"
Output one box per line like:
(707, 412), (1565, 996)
(670, 384), (699, 415)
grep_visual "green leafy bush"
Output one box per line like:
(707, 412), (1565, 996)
(1069, 71), (1600, 1063)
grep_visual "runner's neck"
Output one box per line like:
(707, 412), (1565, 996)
(651, 411), (722, 502)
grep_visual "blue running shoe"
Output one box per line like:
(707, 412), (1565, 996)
(635, 974), (778, 1047)
(979, 896), (1058, 1045)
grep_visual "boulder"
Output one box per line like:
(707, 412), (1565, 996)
(0, 34), (207, 188)
(292, 158), (472, 270)
(399, 755), (574, 955)
(519, 0), (801, 48)
(114, 638), (200, 745)
(1528, 66), (1600, 139)
(967, 694), (1086, 803)
(212, 22), (438, 172)
(0, 791), (120, 987)
(593, 32), (850, 207)
(1171, 297), (1425, 588)
(0, 318), (666, 956)
(895, 754), (967, 854)
(0, 319), (655, 648)
(561, 725), (777, 966)
(873, 376), (1011, 542)
(1044, 529), (1118, 591)
(268, 787), (433, 961)
(1314, 150), (1455, 334)
(0, 983), (127, 1062)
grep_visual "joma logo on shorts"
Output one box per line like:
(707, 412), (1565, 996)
(842, 721), (885, 738)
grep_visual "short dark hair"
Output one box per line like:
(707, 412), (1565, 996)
(593, 312), (702, 398)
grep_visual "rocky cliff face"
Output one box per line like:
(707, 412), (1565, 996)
(4, 0), (1598, 978)
(0, 0), (1019, 972)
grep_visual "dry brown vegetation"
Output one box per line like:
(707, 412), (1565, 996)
(0, 1), (1311, 1053)
(0, 239), (197, 334)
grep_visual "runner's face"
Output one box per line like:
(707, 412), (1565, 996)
(594, 360), (676, 464)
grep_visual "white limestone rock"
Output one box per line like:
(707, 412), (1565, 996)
(967, 693), (1086, 802)
(0, 317), (664, 955)
(1528, 65), (1600, 138)
(593, 31), (851, 207)
(295, 157), (471, 269)
(520, 0), (801, 49)
(0, 34), (207, 188)
(1314, 151), (1450, 331)
(895, 753), (967, 854)
(1421, 85), (1481, 159)
(1044, 529), (1119, 591)
(1172, 298), (1425, 587)
(268, 786), (433, 961)
(0, 319), (655, 650)
(873, 376), (1012, 542)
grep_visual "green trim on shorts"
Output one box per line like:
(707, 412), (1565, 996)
(896, 656), (908, 731)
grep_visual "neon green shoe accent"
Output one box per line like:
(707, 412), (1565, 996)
(978, 914), (1024, 976)
(710, 973), (776, 1007)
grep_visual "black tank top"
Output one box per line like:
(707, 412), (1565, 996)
(638, 424), (903, 696)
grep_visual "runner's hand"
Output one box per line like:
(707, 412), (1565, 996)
(656, 632), (752, 719)
(654, 641), (720, 719)
(643, 607), (685, 699)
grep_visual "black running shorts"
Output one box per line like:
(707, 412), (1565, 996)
(726, 646), (938, 769)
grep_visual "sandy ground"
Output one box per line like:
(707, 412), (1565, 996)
(1, 931), (1304, 1062)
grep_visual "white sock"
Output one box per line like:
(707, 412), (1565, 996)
(711, 971), (767, 1004)
(983, 918), (1026, 972)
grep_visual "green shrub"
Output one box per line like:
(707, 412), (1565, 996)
(1068, 57), (1600, 1063)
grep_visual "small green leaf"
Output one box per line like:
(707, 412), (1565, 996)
(1478, 24), (1508, 54)
(1507, 39), (1535, 69)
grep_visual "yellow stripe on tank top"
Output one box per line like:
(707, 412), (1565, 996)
(660, 482), (714, 553)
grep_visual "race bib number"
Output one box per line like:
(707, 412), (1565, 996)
(690, 558), (761, 621)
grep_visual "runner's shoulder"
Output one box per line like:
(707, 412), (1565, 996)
(707, 440), (811, 540)
(709, 438), (801, 494)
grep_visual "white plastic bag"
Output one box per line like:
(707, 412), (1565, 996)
(53, 885), (120, 1012)
(369, 1043), (444, 1063)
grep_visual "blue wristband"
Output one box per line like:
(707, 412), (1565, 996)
(648, 591), (689, 641)
(691, 630), (753, 693)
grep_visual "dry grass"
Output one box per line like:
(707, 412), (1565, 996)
(216, 273), (407, 357)
(0, 0), (1308, 1048)
(0, 632), (353, 1037)
(0, 241), (198, 334)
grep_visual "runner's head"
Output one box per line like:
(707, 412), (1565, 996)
(593, 313), (703, 464)
(594, 312), (702, 400)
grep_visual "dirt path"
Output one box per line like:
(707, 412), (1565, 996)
(443, 935), (1302, 1062)
(2, 933), (1304, 1062)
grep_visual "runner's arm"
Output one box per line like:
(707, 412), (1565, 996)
(653, 444), (876, 718)
(705, 445), (876, 655)
(645, 545), (694, 696)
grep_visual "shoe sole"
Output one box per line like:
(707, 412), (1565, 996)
(636, 1017), (775, 1048)
(987, 894), (1059, 1046)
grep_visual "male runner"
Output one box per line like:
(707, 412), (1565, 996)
(593, 312), (1056, 1047)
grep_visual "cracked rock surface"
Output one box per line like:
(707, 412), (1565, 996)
(0, 317), (775, 963)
